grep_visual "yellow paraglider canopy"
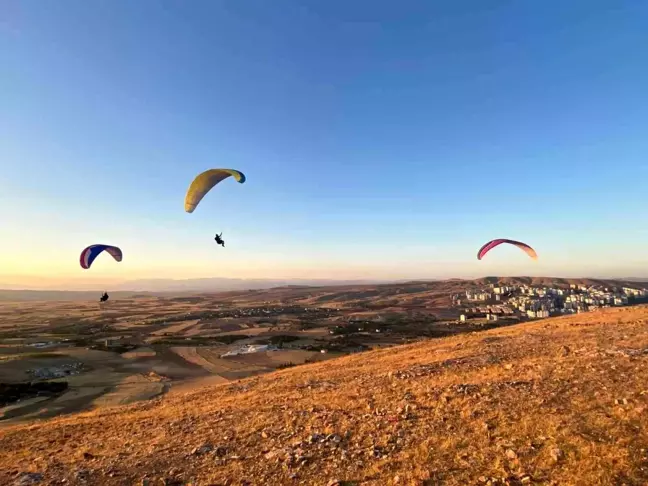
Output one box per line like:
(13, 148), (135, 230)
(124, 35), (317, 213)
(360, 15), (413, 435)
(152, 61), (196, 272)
(184, 169), (246, 213)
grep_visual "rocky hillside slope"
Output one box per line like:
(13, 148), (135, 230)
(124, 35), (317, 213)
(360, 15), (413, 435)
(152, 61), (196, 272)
(2, 306), (648, 485)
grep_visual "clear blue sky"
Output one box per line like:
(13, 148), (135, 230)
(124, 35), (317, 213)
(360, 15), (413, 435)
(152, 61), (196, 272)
(1, 0), (647, 287)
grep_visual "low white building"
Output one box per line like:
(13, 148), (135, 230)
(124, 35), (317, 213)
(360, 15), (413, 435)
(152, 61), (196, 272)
(221, 344), (278, 357)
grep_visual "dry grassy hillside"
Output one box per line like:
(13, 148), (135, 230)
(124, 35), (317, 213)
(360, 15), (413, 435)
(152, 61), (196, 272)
(2, 306), (648, 485)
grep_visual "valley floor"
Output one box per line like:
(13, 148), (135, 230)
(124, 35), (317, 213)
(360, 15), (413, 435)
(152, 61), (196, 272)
(1, 306), (648, 485)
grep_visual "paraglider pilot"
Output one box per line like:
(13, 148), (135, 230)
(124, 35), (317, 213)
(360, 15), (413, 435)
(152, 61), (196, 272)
(214, 232), (225, 247)
(100, 292), (109, 302)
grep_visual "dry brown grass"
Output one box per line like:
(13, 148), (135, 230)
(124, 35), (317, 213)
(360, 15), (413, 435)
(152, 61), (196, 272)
(1, 306), (648, 485)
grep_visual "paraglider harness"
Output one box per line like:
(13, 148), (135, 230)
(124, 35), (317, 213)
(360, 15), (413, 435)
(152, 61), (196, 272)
(99, 292), (109, 303)
(214, 232), (225, 247)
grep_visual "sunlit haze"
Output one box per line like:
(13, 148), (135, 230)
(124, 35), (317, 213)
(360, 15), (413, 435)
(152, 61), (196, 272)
(2, 1), (647, 290)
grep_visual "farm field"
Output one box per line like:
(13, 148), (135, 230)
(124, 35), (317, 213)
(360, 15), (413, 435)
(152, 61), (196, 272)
(2, 277), (647, 425)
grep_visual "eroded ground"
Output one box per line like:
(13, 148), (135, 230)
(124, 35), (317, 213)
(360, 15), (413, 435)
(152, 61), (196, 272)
(0, 306), (647, 485)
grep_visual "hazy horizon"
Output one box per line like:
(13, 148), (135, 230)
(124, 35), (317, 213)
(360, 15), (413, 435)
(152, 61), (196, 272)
(1, 273), (647, 293)
(2, 1), (648, 286)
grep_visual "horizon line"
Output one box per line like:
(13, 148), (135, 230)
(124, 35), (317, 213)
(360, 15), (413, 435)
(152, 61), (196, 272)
(1, 275), (647, 294)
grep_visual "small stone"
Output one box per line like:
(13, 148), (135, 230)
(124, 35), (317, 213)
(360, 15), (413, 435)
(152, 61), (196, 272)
(191, 444), (212, 455)
(15, 473), (44, 485)
(561, 345), (571, 356)
(505, 449), (518, 460)
(550, 447), (563, 462)
(521, 476), (531, 484)
(261, 431), (269, 439)
(264, 450), (278, 460)
(82, 452), (94, 460)
(327, 480), (341, 486)
(75, 470), (90, 480)
(504, 364), (513, 370)
(214, 446), (228, 457)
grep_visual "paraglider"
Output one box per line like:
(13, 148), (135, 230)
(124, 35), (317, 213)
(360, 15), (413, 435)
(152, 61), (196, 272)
(477, 239), (537, 261)
(99, 292), (109, 302)
(214, 232), (225, 247)
(79, 244), (123, 269)
(184, 168), (246, 213)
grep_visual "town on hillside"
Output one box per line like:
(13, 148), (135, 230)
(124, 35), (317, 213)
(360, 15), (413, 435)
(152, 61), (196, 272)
(454, 282), (648, 322)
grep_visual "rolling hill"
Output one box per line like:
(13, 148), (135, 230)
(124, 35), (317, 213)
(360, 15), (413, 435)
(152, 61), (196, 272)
(1, 304), (648, 485)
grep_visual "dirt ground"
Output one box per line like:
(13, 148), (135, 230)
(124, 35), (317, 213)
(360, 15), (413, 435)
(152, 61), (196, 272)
(1, 305), (647, 485)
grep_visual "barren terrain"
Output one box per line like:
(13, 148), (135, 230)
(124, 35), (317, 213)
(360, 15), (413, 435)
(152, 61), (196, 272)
(1, 303), (647, 485)
(0, 278), (517, 422)
(1, 277), (647, 425)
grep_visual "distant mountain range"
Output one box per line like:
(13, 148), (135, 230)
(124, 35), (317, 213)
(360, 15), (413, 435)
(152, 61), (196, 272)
(0, 277), (388, 301)
(0, 275), (646, 302)
(114, 277), (387, 292)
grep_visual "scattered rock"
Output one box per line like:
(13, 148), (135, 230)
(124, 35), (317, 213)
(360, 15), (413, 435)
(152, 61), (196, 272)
(561, 345), (571, 356)
(14, 473), (44, 485)
(371, 446), (385, 458)
(615, 398), (629, 405)
(327, 480), (341, 486)
(191, 444), (213, 455)
(214, 446), (228, 458)
(264, 450), (279, 460)
(308, 433), (323, 444)
(454, 383), (481, 395)
(162, 479), (183, 486)
(75, 470), (90, 481)
(505, 449), (518, 460)
(550, 447), (563, 462)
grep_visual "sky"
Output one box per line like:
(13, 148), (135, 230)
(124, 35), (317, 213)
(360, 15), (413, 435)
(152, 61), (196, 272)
(1, 0), (647, 289)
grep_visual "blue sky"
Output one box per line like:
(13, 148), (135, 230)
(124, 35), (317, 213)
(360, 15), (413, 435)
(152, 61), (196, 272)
(1, 0), (647, 287)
